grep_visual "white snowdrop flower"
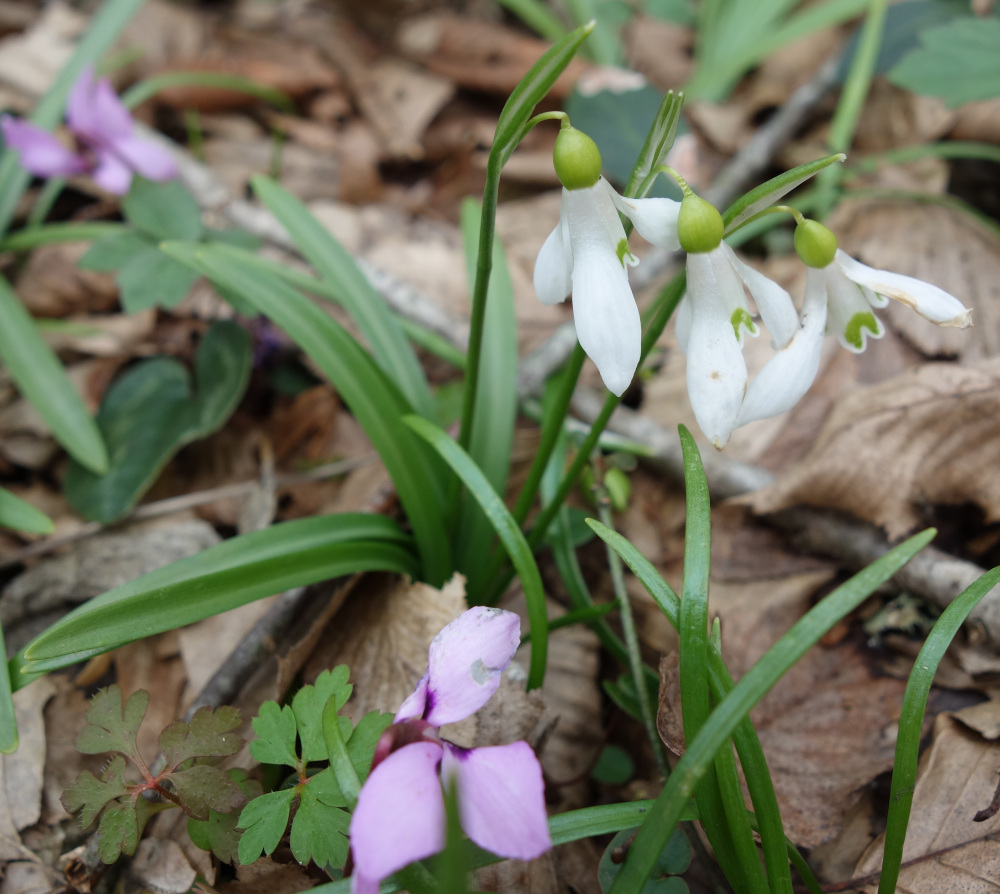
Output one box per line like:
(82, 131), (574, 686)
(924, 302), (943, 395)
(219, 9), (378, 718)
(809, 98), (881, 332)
(533, 123), (681, 396)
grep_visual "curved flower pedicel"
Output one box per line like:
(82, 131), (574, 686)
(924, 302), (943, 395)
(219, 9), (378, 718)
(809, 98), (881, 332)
(349, 607), (550, 893)
(534, 123), (681, 396)
(1, 67), (176, 195)
(736, 217), (972, 428)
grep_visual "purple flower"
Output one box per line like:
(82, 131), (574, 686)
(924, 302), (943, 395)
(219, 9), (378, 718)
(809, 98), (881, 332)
(1, 67), (176, 195)
(348, 606), (551, 893)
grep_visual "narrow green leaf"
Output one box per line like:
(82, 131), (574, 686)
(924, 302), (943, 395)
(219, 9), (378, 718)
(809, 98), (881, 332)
(0, 620), (16, 753)
(251, 175), (432, 419)
(405, 415), (549, 690)
(161, 240), (452, 584)
(493, 0), (567, 41)
(0, 486), (54, 534)
(493, 21), (595, 166)
(0, 0), (150, 238)
(19, 514), (418, 675)
(722, 154), (846, 233)
(624, 89), (685, 200)
(64, 321), (251, 523)
(0, 222), (125, 252)
(322, 695), (361, 809)
(455, 199), (518, 596)
(603, 527), (936, 892)
(0, 274), (108, 473)
(121, 72), (295, 112)
(878, 564), (1000, 894)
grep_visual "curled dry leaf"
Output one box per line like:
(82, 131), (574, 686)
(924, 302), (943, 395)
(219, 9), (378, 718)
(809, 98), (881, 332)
(750, 357), (1000, 539)
(829, 199), (1000, 359)
(854, 713), (1000, 892)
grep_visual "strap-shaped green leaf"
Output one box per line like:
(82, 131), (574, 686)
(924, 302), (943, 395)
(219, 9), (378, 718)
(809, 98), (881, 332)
(0, 486), (54, 534)
(0, 275), (108, 473)
(160, 240), (452, 584)
(251, 176), (433, 419)
(405, 415), (549, 690)
(18, 514), (417, 677)
(600, 525), (935, 893)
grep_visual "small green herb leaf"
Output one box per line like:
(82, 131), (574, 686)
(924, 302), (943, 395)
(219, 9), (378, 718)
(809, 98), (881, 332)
(187, 770), (263, 864)
(62, 754), (129, 828)
(237, 788), (296, 864)
(249, 702), (299, 768)
(96, 800), (140, 864)
(75, 686), (147, 758)
(123, 178), (204, 241)
(292, 667), (353, 763)
(169, 764), (247, 821)
(346, 710), (393, 782)
(77, 230), (151, 272)
(289, 770), (351, 869)
(116, 247), (202, 313)
(159, 705), (243, 768)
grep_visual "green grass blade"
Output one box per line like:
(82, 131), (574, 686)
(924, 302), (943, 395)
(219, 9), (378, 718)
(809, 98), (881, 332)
(454, 199), (517, 596)
(493, 0), (567, 42)
(598, 524), (936, 892)
(0, 275), (108, 473)
(121, 72), (295, 111)
(877, 564), (1000, 894)
(250, 176), (433, 419)
(160, 240), (452, 584)
(19, 514), (417, 677)
(0, 0), (148, 237)
(584, 522), (796, 892)
(405, 415), (549, 690)
(0, 222), (125, 251)
(0, 486), (54, 534)
(677, 427), (765, 893)
(723, 154), (846, 233)
(0, 619), (16, 752)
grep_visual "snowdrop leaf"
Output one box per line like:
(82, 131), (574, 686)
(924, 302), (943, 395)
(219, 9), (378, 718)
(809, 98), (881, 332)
(0, 487), (53, 534)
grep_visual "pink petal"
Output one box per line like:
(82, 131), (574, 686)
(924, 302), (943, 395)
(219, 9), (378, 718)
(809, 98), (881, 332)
(1, 116), (86, 178)
(349, 741), (445, 889)
(112, 134), (177, 182)
(442, 741), (551, 860)
(423, 607), (520, 727)
(68, 67), (132, 141)
(91, 149), (133, 195)
(395, 673), (429, 723)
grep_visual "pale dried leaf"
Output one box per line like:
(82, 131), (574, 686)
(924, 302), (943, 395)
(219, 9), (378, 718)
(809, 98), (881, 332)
(42, 310), (156, 357)
(656, 652), (684, 757)
(854, 714), (1000, 892)
(129, 839), (197, 894)
(623, 17), (692, 91)
(751, 358), (1000, 539)
(0, 1), (85, 100)
(953, 690), (1000, 740)
(951, 97), (1000, 143)
(852, 81), (955, 153)
(830, 199), (1000, 359)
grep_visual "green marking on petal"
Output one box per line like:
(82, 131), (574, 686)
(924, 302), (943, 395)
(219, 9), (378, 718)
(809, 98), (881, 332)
(844, 311), (879, 350)
(731, 308), (757, 339)
(616, 238), (632, 267)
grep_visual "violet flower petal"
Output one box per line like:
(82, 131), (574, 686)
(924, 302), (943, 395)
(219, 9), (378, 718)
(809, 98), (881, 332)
(67, 67), (132, 142)
(349, 741), (445, 892)
(1, 116), (86, 178)
(111, 134), (177, 182)
(442, 741), (551, 860)
(422, 607), (520, 727)
(90, 149), (133, 195)
(394, 673), (429, 723)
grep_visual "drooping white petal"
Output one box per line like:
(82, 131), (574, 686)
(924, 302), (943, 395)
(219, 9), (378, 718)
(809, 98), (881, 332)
(442, 742), (551, 861)
(737, 267), (828, 427)
(609, 186), (681, 252)
(674, 293), (693, 354)
(564, 185), (642, 396)
(685, 252), (748, 449)
(721, 243), (798, 348)
(705, 245), (757, 346)
(834, 249), (972, 328)
(824, 264), (884, 353)
(533, 204), (572, 305)
(594, 178), (638, 267)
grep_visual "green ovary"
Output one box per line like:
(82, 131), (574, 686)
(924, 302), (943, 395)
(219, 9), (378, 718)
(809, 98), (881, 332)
(731, 308), (757, 339)
(616, 238), (632, 267)
(844, 311), (879, 349)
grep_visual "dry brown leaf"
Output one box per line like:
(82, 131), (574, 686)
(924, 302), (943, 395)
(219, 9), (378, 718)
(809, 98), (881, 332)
(830, 198), (1000, 359)
(397, 15), (586, 100)
(953, 690), (1000, 740)
(697, 571), (910, 848)
(15, 242), (119, 317)
(951, 96), (1000, 143)
(42, 310), (156, 357)
(0, 1), (85, 101)
(623, 16), (692, 91)
(219, 856), (316, 894)
(750, 358), (1000, 539)
(128, 839), (196, 894)
(852, 80), (955, 153)
(854, 714), (1000, 892)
